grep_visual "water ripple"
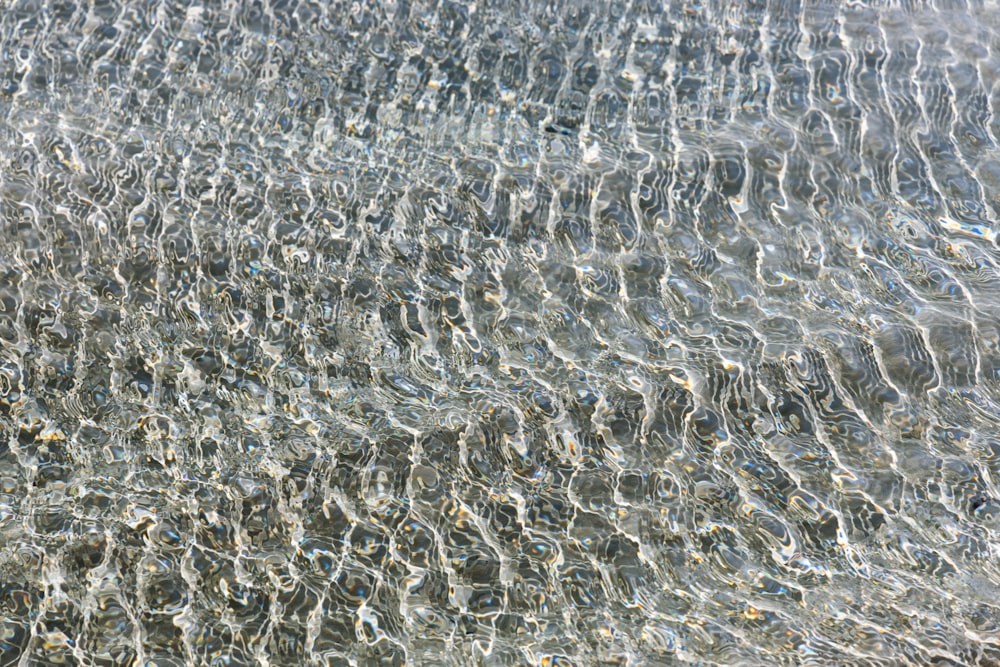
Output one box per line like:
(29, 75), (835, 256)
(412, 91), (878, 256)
(3, 0), (1000, 665)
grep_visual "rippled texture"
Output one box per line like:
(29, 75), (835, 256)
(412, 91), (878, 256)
(3, 0), (1000, 664)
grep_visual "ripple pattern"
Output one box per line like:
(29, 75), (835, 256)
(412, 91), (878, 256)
(2, 0), (1000, 665)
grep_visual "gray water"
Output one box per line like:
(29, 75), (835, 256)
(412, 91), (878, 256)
(2, 0), (1000, 665)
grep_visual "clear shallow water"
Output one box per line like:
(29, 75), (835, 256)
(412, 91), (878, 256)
(2, 0), (1000, 664)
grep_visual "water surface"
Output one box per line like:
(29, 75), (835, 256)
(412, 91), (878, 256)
(2, 0), (1000, 665)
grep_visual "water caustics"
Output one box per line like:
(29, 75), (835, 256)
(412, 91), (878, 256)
(2, 0), (1000, 665)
